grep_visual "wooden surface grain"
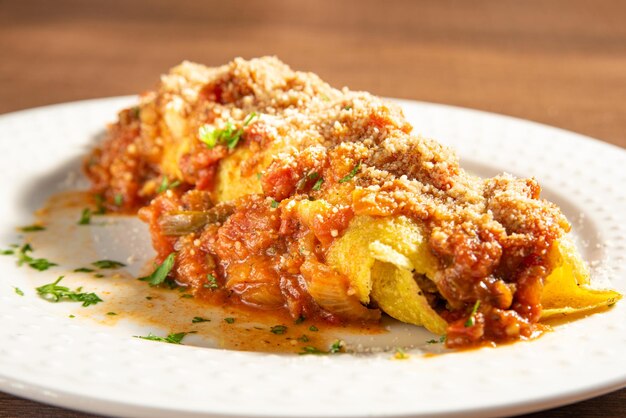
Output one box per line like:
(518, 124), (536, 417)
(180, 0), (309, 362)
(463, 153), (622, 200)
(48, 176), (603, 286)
(0, 0), (624, 417)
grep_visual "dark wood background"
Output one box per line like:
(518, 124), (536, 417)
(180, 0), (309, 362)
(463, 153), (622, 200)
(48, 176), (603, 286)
(0, 0), (624, 417)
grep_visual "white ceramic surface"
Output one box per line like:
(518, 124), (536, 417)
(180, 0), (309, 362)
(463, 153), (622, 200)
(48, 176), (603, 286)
(0, 97), (624, 418)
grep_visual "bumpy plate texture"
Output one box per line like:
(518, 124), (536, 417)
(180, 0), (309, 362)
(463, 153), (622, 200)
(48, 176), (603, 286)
(0, 97), (624, 418)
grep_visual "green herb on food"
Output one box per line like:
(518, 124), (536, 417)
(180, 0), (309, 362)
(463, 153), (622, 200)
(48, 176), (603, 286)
(204, 273), (219, 290)
(157, 176), (181, 193)
(224, 317), (235, 324)
(78, 208), (92, 225)
(309, 325), (319, 332)
(329, 340), (343, 353)
(465, 300), (481, 327)
(13, 287), (24, 296)
(299, 346), (326, 355)
(74, 267), (95, 273)
(94, 194), (106, 214)
(338, 163), (361, 183)
(139, 253), (175, 286)
(270, 325), (287, 335)
(270, 199), (280, 209)
(114, 194), (123, 206)
(198, 112), (257, 151)
(106, 312), (117, 316)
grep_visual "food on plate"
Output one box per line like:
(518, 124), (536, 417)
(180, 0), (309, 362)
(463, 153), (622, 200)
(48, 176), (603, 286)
(85, 57), (620, 348)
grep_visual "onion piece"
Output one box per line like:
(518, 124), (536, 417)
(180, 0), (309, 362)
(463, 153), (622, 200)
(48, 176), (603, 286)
(300, 258), (380, 322)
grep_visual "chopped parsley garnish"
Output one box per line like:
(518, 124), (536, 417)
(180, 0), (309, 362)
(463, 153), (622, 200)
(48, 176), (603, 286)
(69, 314), (75, 318)
(36, 276), (103, 307)
(13, 287), (24, 296)
(94, 194), (106, 214)
(338, 163), (361, 183)
(296, 171), (323, 191)
(270, 325), (287, 335)
(156, 176), (181, 193)
(20, 225), (45, 232)
(204, 273), (219, 290)
(180, 294), (193, 299)
(309, 325), (319, 332)
(92, 259), (126, 269)
(224, 317), (235, 324)
(297, 335), (309, 343)
(17, 244), (57, 271)
(299, 346), (325, 355)
(139, 253), (175, 286)
(1, 249), (14, 255)
(114, 194), (123, 206)
(329, 340), (343, 353)
(270, 199), (280, 209)
(74, 267), (95, 273)
(78, 208), (92, 225)
(299, 341), (343, 355)
(134, 331), (193, 345)
(465, 300), (481, 327)
(192, 316), (211, 323)
(106, 312), (117, 316)
(198, 112), (257, 150)
(426, 336), (446, 344)
(94, 273), (104, 278)
(294, 316), (305, 324)
(343, 105), (352, 111)
(312, 177), (324, 191)
(393, 347), (409, 360)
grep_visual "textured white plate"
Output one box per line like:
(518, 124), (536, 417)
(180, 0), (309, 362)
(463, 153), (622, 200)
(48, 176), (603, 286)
(0, 97), (625, 418)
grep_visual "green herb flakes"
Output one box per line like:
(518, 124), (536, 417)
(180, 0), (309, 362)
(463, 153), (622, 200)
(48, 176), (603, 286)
(139, 253), (175, 286)
(465, 300), (481, 327)
(74, 267), (95, 273)
(192, 316), (211, 323)
(157, 176), (181, 193)
(78, 208), (92, 225)
(198, 113), (257, 151)
(338, 163), (361, 183)
(270, 199), (280, 209)
(329, 340), (343, 353)
(204, 273), (219, 290)
(17, 244), (57, 271)
(270, 325), (287, 335)
(20, 225), (45, 232)
(224, 317), (235, 324)
(114, 194), (123, 206)
(13, 287), (24, 296)
(92, 259), (126, 269)
(299, 346), (325, 355)
(36, 276), (102, 307)
(134, 331), (192, 345)
(309, 325), (319, 332)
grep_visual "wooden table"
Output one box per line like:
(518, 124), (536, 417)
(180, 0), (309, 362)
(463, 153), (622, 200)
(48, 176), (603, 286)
(1, 1), (624, 416)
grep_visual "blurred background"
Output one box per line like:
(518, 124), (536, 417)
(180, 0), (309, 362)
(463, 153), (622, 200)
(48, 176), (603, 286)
(0, 0), (624, 417)
(1, 0), (625, 147)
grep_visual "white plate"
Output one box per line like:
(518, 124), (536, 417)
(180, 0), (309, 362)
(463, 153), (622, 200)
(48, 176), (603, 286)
(0, 97), (624, 418)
